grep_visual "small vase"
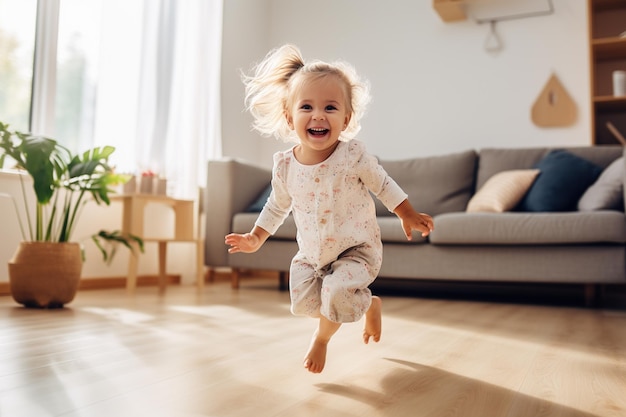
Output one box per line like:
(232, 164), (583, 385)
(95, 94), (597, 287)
(613, 70), (626, 97)
(8, 242), (83, 308)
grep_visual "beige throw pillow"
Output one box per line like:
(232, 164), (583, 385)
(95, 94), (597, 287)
(467, 169), (540, 213)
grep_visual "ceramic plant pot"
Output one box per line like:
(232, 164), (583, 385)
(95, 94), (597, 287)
(8, 242), (83, 308)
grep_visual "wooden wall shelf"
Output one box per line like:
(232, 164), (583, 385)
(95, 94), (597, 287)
(592, 37), (626, 60)
(588, 0), (626, 146)
(594, 96), (626, 111)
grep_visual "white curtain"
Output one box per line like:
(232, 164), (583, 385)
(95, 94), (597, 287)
(29, 0), (222, 198)
(93, 0), (223, 198)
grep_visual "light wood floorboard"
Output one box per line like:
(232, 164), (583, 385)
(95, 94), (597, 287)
(0, 279), (625, 417)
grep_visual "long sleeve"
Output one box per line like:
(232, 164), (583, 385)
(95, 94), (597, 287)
(254, 151), (293, 235)
(351, 142), (407, 212)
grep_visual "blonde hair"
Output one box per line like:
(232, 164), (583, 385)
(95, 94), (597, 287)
(242, 44), (370, 143)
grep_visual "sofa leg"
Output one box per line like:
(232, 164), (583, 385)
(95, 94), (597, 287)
(231, 268), (240, 289)
(279, 271), (289, 291)
(205, 267), (215, 283)
(584, 284), (598, 308)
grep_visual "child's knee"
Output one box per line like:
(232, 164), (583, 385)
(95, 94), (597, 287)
(322, 283), (358, 306)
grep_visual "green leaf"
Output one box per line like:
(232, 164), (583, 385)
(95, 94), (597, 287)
(92, 230), (145, 264)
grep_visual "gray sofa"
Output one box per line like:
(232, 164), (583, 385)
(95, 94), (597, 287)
(204, 146), (626, 306)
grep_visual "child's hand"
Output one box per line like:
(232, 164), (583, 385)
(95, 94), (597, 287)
(400, 212), (434, 240)
(225, 233), (262, 253)
(393, 199), (434, 241)
(225, 226), (270, 254)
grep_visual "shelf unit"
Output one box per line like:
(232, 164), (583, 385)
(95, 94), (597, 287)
(588, 0), (626, 145)
(111, 194), (204, 292)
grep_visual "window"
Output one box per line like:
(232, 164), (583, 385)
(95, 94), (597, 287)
(55, 0), (103, 152)
(55, 0), (143, 161)
(0, 0), (37, 132)
(2, 0), (222, 197)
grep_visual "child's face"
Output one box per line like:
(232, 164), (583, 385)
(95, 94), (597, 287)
(286, 75), (351, 161)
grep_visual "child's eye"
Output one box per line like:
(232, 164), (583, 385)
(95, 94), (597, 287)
(325, 105), (337, 111)
(300, 104), (312, 110)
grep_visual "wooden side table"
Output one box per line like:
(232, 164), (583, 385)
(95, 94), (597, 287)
(111, 194), (204, 292)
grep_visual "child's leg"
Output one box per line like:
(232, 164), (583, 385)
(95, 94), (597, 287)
(289, 254), (323, 317)
(363, 295), (382, 344)
(289, 254), (338, 373)
(321, 244), (383, 345)
(320, 244), (380, 323)
(303, 315), (341, 374)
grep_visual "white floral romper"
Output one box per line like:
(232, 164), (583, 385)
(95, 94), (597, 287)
(255, 140), (407, 323)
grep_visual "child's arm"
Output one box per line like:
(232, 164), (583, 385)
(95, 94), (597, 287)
(393, 199), (434, 241)
(225, 226), (271, 254)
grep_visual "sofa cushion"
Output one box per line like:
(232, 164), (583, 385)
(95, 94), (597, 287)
(517, 150), (603, 212)
(429, 211), (626, 245)
(466, 169), (540, 213)
(375, 150), (477, 216)
(377, 216), (429, 244)
(476, 146), (623, 190)
(578, 156), (624, 211)
(476, 148), (547, 190)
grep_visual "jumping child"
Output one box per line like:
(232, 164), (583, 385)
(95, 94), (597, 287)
(225, 44), (434, 374)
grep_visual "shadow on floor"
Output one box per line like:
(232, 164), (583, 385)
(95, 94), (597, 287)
(315, 358), (606, 417)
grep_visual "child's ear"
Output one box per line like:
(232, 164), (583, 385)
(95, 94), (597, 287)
(343, 114), (352, 130)
(284, 111), (294, 129)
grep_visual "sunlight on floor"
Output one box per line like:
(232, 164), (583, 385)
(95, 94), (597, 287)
(80, 307), (155, 324)
(414, 318), (621, 367)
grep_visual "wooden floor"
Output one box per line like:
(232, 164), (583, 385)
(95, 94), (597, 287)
(1, 278), (625, 417)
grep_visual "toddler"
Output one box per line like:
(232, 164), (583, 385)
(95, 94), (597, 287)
(225, 44), (433, 373)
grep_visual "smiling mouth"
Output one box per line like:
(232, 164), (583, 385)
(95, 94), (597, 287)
(308, 128), (329, 137)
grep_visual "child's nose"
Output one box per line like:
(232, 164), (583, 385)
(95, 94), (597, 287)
(312, 111), (325, 121)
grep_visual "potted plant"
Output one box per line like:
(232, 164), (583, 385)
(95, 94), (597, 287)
(0, 121), (143, 308)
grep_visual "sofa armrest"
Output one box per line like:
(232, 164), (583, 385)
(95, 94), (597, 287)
(204, 158), (271, 267)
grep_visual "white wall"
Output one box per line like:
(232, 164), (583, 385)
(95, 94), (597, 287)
(221, 0), (590, 169)
(0, 171), (34, 283)
(220, 0), (272, 164)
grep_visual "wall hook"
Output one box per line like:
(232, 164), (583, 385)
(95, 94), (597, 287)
(471, 0), (554, 54)
(484, 20), (503, 54)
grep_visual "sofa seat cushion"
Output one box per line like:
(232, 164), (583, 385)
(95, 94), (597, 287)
(232, 213), (297, 240)
(377, 216), (429, 244)
(429, 211), (626, 245)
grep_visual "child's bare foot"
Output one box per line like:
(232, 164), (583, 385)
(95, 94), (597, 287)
(303, 331), (328, 374)
(363, 296), (382, 344)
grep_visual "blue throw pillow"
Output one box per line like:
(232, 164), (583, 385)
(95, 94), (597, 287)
(517, 150), (603, 212)
(246, 183), (272, 212)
